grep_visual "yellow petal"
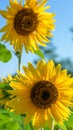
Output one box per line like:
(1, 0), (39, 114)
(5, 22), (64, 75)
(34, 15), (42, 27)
(0, 10), (7, 18)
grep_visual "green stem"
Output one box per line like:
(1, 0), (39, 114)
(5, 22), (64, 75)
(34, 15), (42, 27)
(18, 53), (21, 71)
(15, 51), (21, 71)
(21, 116), (25, 130)
(51, 120), (54, 130)
(29, 122), (34, 130)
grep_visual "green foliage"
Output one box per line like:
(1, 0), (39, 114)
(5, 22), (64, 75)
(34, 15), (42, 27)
(0, 109), (22, 130)
(0, 44), (12, 62)
(33, 48), (45, 59)
(0, 109), (27, 130)
(58, 124), (67, 130)
(65, 114), (73, 130)
(44, 127), (50, 130)
(24, 123), (33, 130)
(0, 83), (9, 88)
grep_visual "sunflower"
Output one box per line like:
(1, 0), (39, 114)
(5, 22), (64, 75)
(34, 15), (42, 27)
(7, 60), (73, 129)
(0, 0), (55, 53)
(2, 74), (13, 83)
(0, 74), (13, 106)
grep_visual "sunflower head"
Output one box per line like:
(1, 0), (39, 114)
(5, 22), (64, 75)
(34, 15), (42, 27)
(31, 81), (58, 109)
(0, 0), (55, 53)
(7, 60), (73, 129)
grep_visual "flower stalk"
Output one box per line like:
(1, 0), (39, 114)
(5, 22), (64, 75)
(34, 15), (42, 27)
(15, 51), (21, 71)
(29, 122), (34, 130)
(18, 53), (21, 71)
(51, 120), (54, 130)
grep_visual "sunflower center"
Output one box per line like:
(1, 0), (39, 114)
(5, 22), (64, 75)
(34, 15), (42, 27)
(31, 81), (58, 109)
(41, 91), (50, 100)
(14, 8), (38, 35)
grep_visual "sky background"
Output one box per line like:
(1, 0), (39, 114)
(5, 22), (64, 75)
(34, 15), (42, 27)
(0, 0), (73, 78)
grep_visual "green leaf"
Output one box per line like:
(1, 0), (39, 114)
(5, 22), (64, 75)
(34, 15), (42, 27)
(60, 124), (67, 130)
(0, 83), (8, 88)
(33, 48), (45, 59)
(24, 124), (32, 130)
(44, 127), (50, 130)
(54, 124), (67, 130)
(0, 43), (12, 62)
(0, 113), (19, 130)
(0, 109), (22, 130)
(65, 113), (73, 130)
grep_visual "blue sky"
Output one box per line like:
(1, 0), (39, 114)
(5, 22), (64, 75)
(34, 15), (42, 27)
(0, 0), (73, 78)
(49, 0), (73, 59)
